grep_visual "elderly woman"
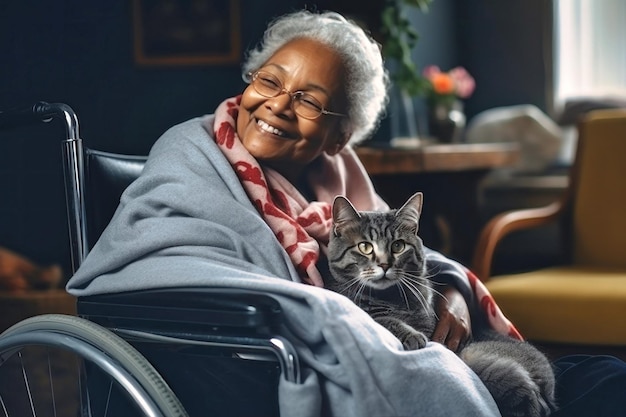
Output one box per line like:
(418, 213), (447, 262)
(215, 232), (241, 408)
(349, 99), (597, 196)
(66, 9), (624, 417)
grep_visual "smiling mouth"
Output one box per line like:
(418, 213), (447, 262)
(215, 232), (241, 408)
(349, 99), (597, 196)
(257, 119), (286, 137)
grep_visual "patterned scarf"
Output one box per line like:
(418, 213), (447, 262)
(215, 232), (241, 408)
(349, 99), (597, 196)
(212, 95), (384, 286)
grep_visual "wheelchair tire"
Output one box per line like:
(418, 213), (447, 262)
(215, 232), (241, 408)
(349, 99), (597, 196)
(0, 313), (188, 417)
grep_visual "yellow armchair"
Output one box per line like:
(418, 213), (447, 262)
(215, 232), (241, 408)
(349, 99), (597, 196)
(472, 109), (626, 348)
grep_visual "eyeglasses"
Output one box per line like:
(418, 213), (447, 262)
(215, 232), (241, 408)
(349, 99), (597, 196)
(248, 71), (346, 120)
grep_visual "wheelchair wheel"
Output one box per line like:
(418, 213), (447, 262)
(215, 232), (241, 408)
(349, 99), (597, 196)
(0, 314), (188, 417)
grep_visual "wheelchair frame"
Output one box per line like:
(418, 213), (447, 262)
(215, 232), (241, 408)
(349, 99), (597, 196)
(0, 102), (301, 417)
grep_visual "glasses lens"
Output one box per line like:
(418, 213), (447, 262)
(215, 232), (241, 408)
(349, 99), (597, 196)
(250, 71), (325, 119)
(252, 72), (282, 97)
(292, 93), (323, 119)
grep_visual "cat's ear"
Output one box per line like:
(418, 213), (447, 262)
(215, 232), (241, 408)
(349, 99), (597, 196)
(332, 195), (360, 236)
(396, 192), (423, 233)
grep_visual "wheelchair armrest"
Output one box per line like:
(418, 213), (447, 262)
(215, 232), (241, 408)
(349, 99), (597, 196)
(472, 201), (564, 281)
(77, 287), (284, 334)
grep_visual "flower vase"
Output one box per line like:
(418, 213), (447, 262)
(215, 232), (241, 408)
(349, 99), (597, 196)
(389, 88), (421, 148)
(428, 100), (466, 143)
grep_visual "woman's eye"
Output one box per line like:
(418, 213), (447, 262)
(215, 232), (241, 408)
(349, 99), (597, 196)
(391, 240), (405, 253)
(260, 77), (280, 88)
(357, 242), (373, 255)
(297, 94), (323, 111)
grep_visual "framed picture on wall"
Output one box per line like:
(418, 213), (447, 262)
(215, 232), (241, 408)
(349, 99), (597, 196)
(133, 0), (241, 66)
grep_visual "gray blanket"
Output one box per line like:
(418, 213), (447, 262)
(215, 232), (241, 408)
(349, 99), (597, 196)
(66, 116), (500, 417)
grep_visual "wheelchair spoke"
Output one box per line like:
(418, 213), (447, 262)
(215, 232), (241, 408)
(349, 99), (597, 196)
(0, 395), (8, 417)
(19, 351), (37, 417)
(104, 381), (113, 417)
(46, 348), (58, 417)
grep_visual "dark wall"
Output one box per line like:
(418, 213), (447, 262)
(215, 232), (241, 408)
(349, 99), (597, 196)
(0, 0), (550, 276)
(456, 0), (553, 120)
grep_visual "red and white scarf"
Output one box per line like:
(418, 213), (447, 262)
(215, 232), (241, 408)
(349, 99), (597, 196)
(212, 96), (385, 286)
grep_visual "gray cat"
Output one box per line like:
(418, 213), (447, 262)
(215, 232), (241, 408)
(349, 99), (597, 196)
(326, 192), (556, 417)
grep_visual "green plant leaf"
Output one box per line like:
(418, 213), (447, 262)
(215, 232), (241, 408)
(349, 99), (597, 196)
(381, 0), (434, 97)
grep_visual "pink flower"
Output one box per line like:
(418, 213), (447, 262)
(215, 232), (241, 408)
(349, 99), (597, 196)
(422, 65), (442, 80)
(449, 67), (475, 98)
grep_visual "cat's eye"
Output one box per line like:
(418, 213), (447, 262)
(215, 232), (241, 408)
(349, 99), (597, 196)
(357, 242), (373, 255)
(391, 240), (405, 253)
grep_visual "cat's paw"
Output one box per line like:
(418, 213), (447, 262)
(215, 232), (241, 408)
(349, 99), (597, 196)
(494, 384), (554, 417)
(401, 332), (429, 350)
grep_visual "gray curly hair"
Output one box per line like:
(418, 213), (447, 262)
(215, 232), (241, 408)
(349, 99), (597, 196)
(241, 10), (390, 146)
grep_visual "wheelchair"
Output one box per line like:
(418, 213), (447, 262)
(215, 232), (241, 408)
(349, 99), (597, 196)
(0, 102), (301, 417)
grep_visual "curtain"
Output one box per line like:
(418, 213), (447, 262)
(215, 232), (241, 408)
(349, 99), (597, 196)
(553, 0), (626, 109)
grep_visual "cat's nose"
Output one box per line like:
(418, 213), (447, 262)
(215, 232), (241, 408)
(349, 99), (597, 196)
(379, 263), (390, 271)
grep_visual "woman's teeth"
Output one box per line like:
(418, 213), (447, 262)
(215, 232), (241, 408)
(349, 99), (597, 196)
(258, 120), (285, 136)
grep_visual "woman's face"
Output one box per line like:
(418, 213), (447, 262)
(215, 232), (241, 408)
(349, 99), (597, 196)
(236, 37), (349, 180)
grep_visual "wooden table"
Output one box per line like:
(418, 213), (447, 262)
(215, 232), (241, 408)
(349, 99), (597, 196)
(355, 142), (520, 174)
(355, 142), (520, 265)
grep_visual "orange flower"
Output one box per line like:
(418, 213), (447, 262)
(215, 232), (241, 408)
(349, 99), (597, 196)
(430, 73), (455, 95)
(422, 65), (475, 106)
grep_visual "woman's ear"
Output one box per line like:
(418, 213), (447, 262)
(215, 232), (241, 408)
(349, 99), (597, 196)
(326, 131), (351, 156)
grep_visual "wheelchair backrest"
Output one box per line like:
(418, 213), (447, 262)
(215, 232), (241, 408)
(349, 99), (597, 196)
(84, 149), (147, 251)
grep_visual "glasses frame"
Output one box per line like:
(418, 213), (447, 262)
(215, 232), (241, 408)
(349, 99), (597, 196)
(248, 71), (346, 120)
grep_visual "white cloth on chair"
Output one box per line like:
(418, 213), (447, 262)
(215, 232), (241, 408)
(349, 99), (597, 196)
(466, 104), (564, 175)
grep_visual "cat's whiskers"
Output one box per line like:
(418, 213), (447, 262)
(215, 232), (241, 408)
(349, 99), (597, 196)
(393, 281), (412, 311)
(393, 270), (442, 319)
(399, 269), (448, 304)
(397, 275), (433, 316)
(351, 281), (369, 307)
(335, 278), (365, 302)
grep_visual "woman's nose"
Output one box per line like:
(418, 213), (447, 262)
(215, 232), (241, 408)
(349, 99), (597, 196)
(266, 91), (295, 117)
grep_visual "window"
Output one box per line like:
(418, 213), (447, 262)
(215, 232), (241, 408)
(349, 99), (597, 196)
(553, 0), (626, 109)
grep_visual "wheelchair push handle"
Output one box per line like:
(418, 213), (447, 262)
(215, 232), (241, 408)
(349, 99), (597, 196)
(0, 101), (56, 127)
(0, 101), (80, 140)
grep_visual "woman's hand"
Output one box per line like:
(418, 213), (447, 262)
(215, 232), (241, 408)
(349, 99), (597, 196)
(432, 285), (472, 352)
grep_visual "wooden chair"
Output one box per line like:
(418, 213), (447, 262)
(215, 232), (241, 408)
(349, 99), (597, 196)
(472, 109), (626, 356)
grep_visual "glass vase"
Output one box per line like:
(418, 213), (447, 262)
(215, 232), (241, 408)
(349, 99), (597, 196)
(389, 87), (421, 148)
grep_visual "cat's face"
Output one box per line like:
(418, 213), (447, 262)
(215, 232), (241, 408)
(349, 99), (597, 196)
(327, 193), (426, 292)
